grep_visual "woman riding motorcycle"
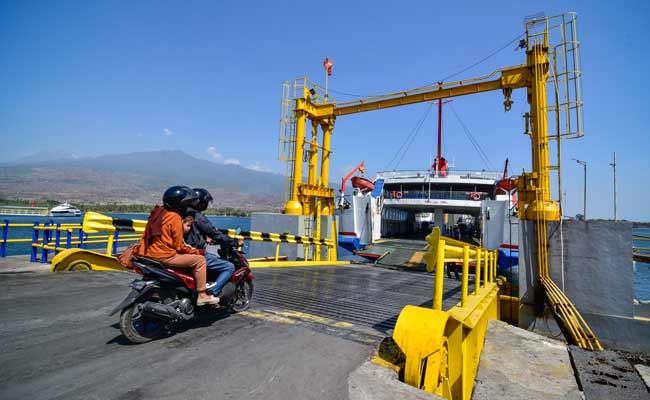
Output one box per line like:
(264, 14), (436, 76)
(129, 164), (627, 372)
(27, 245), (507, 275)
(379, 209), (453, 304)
(136, 185), (220, 306)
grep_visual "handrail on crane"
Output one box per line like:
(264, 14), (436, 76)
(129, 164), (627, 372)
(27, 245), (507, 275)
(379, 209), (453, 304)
(340, 161), (365, 193)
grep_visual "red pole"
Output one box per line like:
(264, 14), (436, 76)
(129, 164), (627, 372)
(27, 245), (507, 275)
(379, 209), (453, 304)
(437, 95), (442, 169)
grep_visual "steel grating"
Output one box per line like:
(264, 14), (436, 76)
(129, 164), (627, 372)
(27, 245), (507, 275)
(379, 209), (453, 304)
(252, 264), (475, 335)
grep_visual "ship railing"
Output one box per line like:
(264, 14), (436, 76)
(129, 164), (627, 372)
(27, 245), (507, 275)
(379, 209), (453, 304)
(383, 190), (490, 201)
(0, 206), (49, 216)
(377, 169), (501, 180)
(385, 226), (505, 399)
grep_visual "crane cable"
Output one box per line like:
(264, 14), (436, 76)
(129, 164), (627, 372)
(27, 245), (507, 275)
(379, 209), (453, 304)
(448, 103), (495, 171)
(385, 102), (435, 170)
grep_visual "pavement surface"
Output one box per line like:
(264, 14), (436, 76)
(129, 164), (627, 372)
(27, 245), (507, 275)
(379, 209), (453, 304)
(0, 256), (467, 400)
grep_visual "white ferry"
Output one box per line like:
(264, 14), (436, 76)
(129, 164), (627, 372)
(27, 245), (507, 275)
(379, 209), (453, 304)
(49, 203), (82, 217)
(336, 165), (503, 251)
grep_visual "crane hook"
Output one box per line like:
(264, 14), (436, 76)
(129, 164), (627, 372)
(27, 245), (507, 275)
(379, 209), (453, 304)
(502, 88), (513, 111)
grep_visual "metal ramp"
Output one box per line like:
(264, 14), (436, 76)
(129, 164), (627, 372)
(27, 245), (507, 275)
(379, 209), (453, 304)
(252, 264), (469, 335)
(358, 239), (430, 269)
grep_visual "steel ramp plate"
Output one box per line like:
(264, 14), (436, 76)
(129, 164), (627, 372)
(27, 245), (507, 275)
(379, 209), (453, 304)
(253, 264), (470, 335)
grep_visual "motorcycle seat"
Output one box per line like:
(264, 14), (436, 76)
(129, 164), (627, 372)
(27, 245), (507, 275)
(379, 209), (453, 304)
(132, 256), (166, 270)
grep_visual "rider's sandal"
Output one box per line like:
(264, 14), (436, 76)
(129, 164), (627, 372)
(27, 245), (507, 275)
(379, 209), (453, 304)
(197, 295), (220, 306)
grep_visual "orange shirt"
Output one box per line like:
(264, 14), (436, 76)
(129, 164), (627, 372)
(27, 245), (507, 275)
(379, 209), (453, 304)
(138, 211), (201, 259)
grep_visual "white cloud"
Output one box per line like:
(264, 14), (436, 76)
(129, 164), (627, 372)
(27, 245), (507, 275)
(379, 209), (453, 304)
(224, 158), (240, 165)
(164, 128), (173, 136)
(206, 146), (222, 161)
(246, 162), (271, 172)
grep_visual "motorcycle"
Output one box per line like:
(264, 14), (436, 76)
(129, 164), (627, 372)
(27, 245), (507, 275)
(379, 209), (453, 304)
(111, 243), (254, 344)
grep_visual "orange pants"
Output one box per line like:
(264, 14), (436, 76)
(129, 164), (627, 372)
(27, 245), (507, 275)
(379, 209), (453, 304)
(159, 253), (207, 292)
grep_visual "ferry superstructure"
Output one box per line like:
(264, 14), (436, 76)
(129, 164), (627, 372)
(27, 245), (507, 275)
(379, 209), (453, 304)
(337, 168), (503, 250)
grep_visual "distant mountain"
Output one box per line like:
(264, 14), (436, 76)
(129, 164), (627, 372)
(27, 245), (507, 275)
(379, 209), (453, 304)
(0, 150), (286, 210)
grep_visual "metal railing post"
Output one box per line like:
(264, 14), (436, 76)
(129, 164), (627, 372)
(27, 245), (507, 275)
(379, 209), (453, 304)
(78, 229), (85, 248)
(54, 223), (61, 255)
(31, 222), (39, 262)
(106, 231), (115, 255)
(483, 250), (490, 287)
(41, 223), (50, 263)
(1, 220), (9, 258)
(462, 245), (469, 307)
(433, 239), (445, 310)
(112, 231), (119, 255)
(475, 248), (481, 294)
(66, 228), (72, 249)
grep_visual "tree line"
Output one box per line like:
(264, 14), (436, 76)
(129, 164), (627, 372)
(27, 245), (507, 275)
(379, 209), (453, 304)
(0, 198), (253, 217)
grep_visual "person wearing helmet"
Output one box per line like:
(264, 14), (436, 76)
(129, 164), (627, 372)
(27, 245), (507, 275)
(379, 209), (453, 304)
(184, 188), (238, 296)
(136, 186), (220, 306)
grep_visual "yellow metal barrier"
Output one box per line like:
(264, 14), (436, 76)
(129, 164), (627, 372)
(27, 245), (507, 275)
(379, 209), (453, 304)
(79, 211), (346, 267)
(386, 227), (501, 400)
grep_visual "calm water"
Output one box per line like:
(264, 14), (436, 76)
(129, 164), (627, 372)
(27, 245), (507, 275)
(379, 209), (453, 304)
(2, 214), (649, 300)
(1, 213), (250, 256)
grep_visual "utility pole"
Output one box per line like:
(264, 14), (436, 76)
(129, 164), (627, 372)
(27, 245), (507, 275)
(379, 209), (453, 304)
(610, 152), (617, 221)
(573, 159), (587, 220)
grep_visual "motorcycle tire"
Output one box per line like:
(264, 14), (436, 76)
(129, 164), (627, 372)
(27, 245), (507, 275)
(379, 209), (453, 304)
(119, 302), (166, 344)
(230, 280), (253, 313)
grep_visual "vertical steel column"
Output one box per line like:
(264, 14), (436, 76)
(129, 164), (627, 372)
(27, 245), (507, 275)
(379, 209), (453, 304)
(285, 107), (307, 215)
(475, 249), (481, 294)
(462, 245), (469, 307)
(434, 239), (446, 310)
(66, 228), (72, 249)
(320, 120), (333, 216)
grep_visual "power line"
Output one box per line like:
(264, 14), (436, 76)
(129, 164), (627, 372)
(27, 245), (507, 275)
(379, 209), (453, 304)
(385, 102), (435, 170)
(448, 103), (495, 171)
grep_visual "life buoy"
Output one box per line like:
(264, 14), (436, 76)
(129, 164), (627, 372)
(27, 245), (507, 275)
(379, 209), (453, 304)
(471, 192), (481, 201)
(395, 191), (403, 199)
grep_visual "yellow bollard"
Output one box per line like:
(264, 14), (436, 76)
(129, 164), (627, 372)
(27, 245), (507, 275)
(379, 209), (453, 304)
(462, 245), (469, 307)
(433, 239), (445, 310)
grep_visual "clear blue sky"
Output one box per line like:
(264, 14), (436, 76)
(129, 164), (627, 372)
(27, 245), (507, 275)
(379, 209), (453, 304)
(1, 1), (648, 221)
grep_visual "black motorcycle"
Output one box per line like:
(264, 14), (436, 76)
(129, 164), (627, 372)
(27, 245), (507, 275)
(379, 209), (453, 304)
(111, 244), (254, 344)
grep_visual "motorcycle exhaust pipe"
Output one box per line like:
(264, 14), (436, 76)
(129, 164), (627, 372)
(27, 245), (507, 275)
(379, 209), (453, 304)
(140, 301), (193, 321)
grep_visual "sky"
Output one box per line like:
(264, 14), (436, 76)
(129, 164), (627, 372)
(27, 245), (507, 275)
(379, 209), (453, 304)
(1, 1), (649, 221)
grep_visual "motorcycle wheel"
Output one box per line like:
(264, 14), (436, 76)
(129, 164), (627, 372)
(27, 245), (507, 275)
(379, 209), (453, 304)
(230, 280), (253, 313)
(119, 302), (166, 344)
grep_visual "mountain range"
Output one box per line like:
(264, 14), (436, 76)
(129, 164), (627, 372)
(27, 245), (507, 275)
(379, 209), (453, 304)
(0, 150), (286, 210)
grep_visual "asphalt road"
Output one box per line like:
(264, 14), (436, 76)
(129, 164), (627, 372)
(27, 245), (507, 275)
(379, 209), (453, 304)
(0, 270), (375, 400)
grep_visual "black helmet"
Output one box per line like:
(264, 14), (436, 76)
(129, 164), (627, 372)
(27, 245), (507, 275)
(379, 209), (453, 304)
(163, 186), (198, 213)
(192, 188), (213, 211)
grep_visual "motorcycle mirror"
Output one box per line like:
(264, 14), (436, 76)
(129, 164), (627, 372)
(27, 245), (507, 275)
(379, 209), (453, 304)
(235, 227), (241, 235)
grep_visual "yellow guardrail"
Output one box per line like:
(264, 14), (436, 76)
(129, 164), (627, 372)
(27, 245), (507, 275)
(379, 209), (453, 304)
(381, 227), (501, 400)
(81, 211), (346, 267)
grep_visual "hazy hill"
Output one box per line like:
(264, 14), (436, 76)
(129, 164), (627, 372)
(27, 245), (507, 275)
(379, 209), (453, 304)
(0, 150), (286, 210)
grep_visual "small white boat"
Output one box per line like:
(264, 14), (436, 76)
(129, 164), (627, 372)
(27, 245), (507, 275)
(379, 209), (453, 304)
(49, 203), (82, 217)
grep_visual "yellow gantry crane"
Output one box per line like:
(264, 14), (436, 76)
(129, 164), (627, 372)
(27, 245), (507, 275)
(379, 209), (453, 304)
(279, 12), (600, 351)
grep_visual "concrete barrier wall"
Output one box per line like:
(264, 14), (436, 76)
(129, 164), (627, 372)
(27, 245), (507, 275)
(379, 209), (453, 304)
(547, 220), (634, 317)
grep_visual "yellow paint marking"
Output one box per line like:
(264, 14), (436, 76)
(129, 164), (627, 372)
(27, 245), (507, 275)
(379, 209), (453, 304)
(239, 311), (297, 325)
(371, 356), (401, 374)
(272, 310), (354, 328)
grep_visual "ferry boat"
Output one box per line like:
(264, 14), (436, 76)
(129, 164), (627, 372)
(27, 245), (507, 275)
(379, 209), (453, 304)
(336, 166), (503, 251)
(49, 202), (82, 217)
